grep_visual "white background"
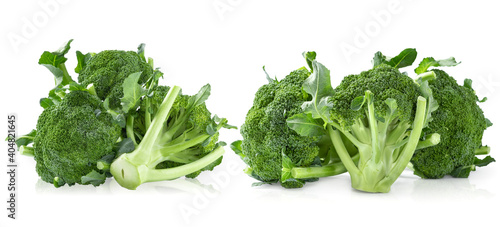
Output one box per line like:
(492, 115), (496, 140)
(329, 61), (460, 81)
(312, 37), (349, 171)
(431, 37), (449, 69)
(1, 0), (499, 226)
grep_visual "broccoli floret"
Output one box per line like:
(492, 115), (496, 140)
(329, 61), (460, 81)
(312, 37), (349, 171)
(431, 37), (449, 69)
(411, 69), (494, 178)
(78, 50), (153, 109)
(33, 90), (121, 186)
(237, 68), (337, 188)
(110, 84), (233, 190)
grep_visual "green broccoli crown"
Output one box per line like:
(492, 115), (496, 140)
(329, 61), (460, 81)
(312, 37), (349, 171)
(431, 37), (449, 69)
(34, 90), (121, 186)
(411, 69), (490, 178)
(330, 64), (421, 128)
(240, 68), (321, 186)
(78, 50), (153, 109)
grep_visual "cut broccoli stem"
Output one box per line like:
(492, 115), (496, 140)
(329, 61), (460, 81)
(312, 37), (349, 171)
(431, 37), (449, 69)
(86, 84), (97, 96)
(291, 153), (360, 179)
(112, 145), (224, 190)
(19, 145), (34, 157)
(417, 71), (437, 82)
(97, 160), (111, 171)
(415, 133), (440, 150)
(475, 146), (490, 155)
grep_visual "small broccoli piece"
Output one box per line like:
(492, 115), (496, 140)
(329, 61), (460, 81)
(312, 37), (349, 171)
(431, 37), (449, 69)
(78, 50), (153, 109)
(33, 90), (121, 186)
(411, 69), (494, 178)
(110, 84), (233, 190)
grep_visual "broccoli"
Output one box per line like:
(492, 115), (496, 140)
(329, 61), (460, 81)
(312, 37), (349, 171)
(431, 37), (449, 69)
(19, 40), (235, 189)
(33, 90), (121, 186)
(234, 68), (319, 188)
(110, 84), (233, 190)
(77, 48), (154, 109)
(410, 68), (494, 178)
(17, 40), (122, 187)
(288, 50), (439, 192)
(232, 63), (359, 188)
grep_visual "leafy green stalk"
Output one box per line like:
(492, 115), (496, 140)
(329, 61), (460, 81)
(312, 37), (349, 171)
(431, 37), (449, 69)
(110, 85), (229, 190)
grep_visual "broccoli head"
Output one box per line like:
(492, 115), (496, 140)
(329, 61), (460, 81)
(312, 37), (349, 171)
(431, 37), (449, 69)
(238, 68), (326, 188)
(78, 50), (153, 109)
(34, 90), (121, 186)
(330, 64), (422, 129)
(411, 69), (494, 178)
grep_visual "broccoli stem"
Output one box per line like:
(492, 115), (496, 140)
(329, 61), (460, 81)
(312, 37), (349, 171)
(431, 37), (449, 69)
(144, 98), (151, 130)
(97, 160), (111, 171)
(19, 145), (34, 157)
(111, 145), (224, 190)
(330, 96), (428, 193)
(111, 86), (184, 189)
(126, 115), (137, 145)
(417, 71), (437, 82)
(415, 133), (440, 150)
(475, 146), (490, 155)
(143, 146), (225, 183)
(291, 153), (360, 179)
(382, 96), (427, 187)
(328, 126), (363, 176)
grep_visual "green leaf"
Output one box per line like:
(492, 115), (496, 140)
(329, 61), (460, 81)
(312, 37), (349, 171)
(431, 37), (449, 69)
(14, 129), (37, 148)
(388, 48), (417, 69)
(68, 82), (86, 91)
(301, 60), (335, 122)
(302, 51), (317, 72)
(463, 78), (473, 90)
(188, 84), (211, 109)
(350, 95), (366, 111)
(121, 72), (147, 113)
(75, 51), (92, 73)
(137, 43), (146, 62)
(38, 39), (74, 86)
(286, 113), (325, 137)
(474, 155), (495, 167)
(450, 165), (474, 178)
(415, 57), (460, 74)
(39, 98), (55, 109)
(81, 170), (107, 186)
(230, 140), (245, 158)
(113, 138), (136, 157)
(372, 51), (389, 67)
(262, 66), (278, 84)
(281, 152), (296, 183)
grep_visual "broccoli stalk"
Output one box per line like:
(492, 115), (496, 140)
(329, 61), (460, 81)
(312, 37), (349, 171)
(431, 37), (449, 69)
(329, 94), (427, 192)
(110, 85), (227, 190)
(288, 51), (438, 192)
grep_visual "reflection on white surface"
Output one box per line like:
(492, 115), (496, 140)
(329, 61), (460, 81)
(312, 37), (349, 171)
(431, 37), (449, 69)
(34, 177), (217, 195)
(411, 177), (494, 201)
